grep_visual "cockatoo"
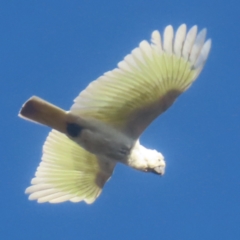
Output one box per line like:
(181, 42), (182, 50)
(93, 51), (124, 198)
(19, 24), (211, 204)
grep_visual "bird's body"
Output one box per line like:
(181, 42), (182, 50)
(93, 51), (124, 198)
(20, 96), (165, 172)
(19, 24), (211, 204)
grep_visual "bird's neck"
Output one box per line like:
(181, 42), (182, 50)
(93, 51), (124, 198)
(127, 140), (149, 170)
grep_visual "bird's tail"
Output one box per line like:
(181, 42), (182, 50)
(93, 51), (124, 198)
(19, 96), (69, 134)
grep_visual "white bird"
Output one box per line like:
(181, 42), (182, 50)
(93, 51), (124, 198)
(19, 24), (211, 204)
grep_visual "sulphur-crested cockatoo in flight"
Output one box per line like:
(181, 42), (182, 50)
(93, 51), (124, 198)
(19, 24), (211, 204)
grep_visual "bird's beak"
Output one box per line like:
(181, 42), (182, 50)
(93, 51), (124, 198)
(151, 166), (165, 175)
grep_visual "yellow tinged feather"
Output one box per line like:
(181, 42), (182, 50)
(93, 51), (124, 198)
(26, 130), (115, 204)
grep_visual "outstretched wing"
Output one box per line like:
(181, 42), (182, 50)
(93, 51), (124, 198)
(70, 24), (211, 139)
(25, 130), (115, 204)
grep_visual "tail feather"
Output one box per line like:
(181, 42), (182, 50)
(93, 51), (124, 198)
(19, 96), (68, 134)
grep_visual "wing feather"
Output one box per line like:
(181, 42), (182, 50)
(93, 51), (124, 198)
(190, 28), (207, 64)
(174, 24), (187, 57)
(26, 130), (115, 204)
(151, 30), (163, 54)
(70, 24), (211, 139)
(182, 25), (198, 60)
(163, 25), (174, 54)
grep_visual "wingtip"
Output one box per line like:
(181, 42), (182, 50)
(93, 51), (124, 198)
(194, 38), (212, 69)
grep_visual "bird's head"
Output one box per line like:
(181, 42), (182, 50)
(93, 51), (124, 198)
(144, 148), (165, 175)
(129, 142), (166, 175)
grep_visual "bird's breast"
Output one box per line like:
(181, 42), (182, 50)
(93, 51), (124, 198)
(67, 119), (135, 163)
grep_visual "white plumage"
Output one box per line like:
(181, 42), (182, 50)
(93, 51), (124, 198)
(19, 24), (211, 204)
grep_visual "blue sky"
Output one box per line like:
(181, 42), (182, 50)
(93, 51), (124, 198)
(1, 1), (240, 239)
